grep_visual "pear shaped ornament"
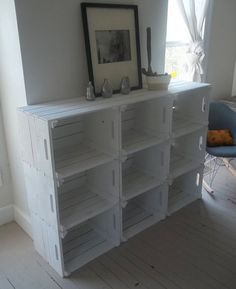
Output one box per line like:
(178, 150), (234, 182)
(101, 79), (113, 98)
(86, 81), (95, 101)
(120, 76), (130, 95)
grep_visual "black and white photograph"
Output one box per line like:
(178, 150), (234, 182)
(81, 3), (142, 95)
(96, 30), (131, 64)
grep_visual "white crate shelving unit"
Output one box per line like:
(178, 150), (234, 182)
(18, 81), (210, 277)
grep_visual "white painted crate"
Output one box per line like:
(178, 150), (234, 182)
(122, 184), (168, 241)
(51, 109), (120, 181)
(121, 97), (172, 155)
(58, 160), (119, 236)
(62, 205), (120, 275)
(172, 86), (210, 135)
(31, 204), (120, 277)
(168, 166), (204, 215)
(121, 142), (170, 201)
(24, 160), (119, 235)
(170, 127), (207, 180)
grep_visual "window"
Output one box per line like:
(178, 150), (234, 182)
(165, 0), (208, 82)
(165, 0), (190, 81)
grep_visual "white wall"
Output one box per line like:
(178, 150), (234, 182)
(15, 0), (168, 105)
(0, 106), (13, 225)
(232, 62), (236, 96)
(0, 0), (30, 233)
(206, 0), (236, 99)
(0, 109), (12, 207)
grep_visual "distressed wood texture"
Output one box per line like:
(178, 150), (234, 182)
(0, 165), (236, 289)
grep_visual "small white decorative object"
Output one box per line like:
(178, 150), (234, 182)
(120, 76), (131, 95)
(101, 79), (113, 98)
(86, 81), (95, 101)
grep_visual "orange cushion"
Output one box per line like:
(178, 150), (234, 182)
(207, 129), (234, 147)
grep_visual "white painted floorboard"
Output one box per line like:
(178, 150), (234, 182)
(0, 165), (236, 289)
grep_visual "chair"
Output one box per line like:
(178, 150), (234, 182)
(203, 102), (236, 193)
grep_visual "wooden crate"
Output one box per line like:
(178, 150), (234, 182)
(122, 184), (168, 241)
(168, 166), (204, 215)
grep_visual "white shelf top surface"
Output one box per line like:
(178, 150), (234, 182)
(19, 81), (210, 122)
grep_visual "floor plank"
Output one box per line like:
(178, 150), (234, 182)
(0, 278), (15, 289)
(0, 165), (236, 289)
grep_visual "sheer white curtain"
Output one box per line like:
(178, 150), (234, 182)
(177, 0), (210, 82)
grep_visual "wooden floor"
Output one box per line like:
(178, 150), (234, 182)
(1, 166), (236, 289)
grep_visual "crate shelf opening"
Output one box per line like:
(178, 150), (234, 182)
(172, 88), (209, 125)
(55, 143), (114, 180)
(52, 110), (119, 179)
(62, 206), (119, 275)
(122, 144), (170, 201)
(170, 128), (206, 179)
(58, 161), (119, 233)
(168, 167), (203, 215)
(172, 113), (206, 138)
(122, 185), (168, 240)
(121, 99), (171, 154)
(59, 187), (115, 233)
(170, 151), (200, 180)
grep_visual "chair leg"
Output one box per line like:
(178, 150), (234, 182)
(203, 179), (214, 194)
(223, 158), (236, 176)
(203, 154), (223, 195)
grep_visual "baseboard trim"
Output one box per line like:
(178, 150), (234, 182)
(14, 206), (32, 238)
(0, 205), (14, 226)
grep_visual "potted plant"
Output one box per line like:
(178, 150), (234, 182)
(142, 27), (171, 90)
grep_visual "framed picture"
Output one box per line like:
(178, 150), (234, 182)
(81, 3), (142, 96)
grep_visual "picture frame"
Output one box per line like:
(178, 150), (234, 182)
(81, 3), (142, 96)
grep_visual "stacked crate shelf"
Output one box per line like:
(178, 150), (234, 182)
(168, 86), (209, 214)
(20, 107), (121, 277)
(18, 82), (210, 277)
(120, 98), (171, 240)
(52, 110), (120, 248)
